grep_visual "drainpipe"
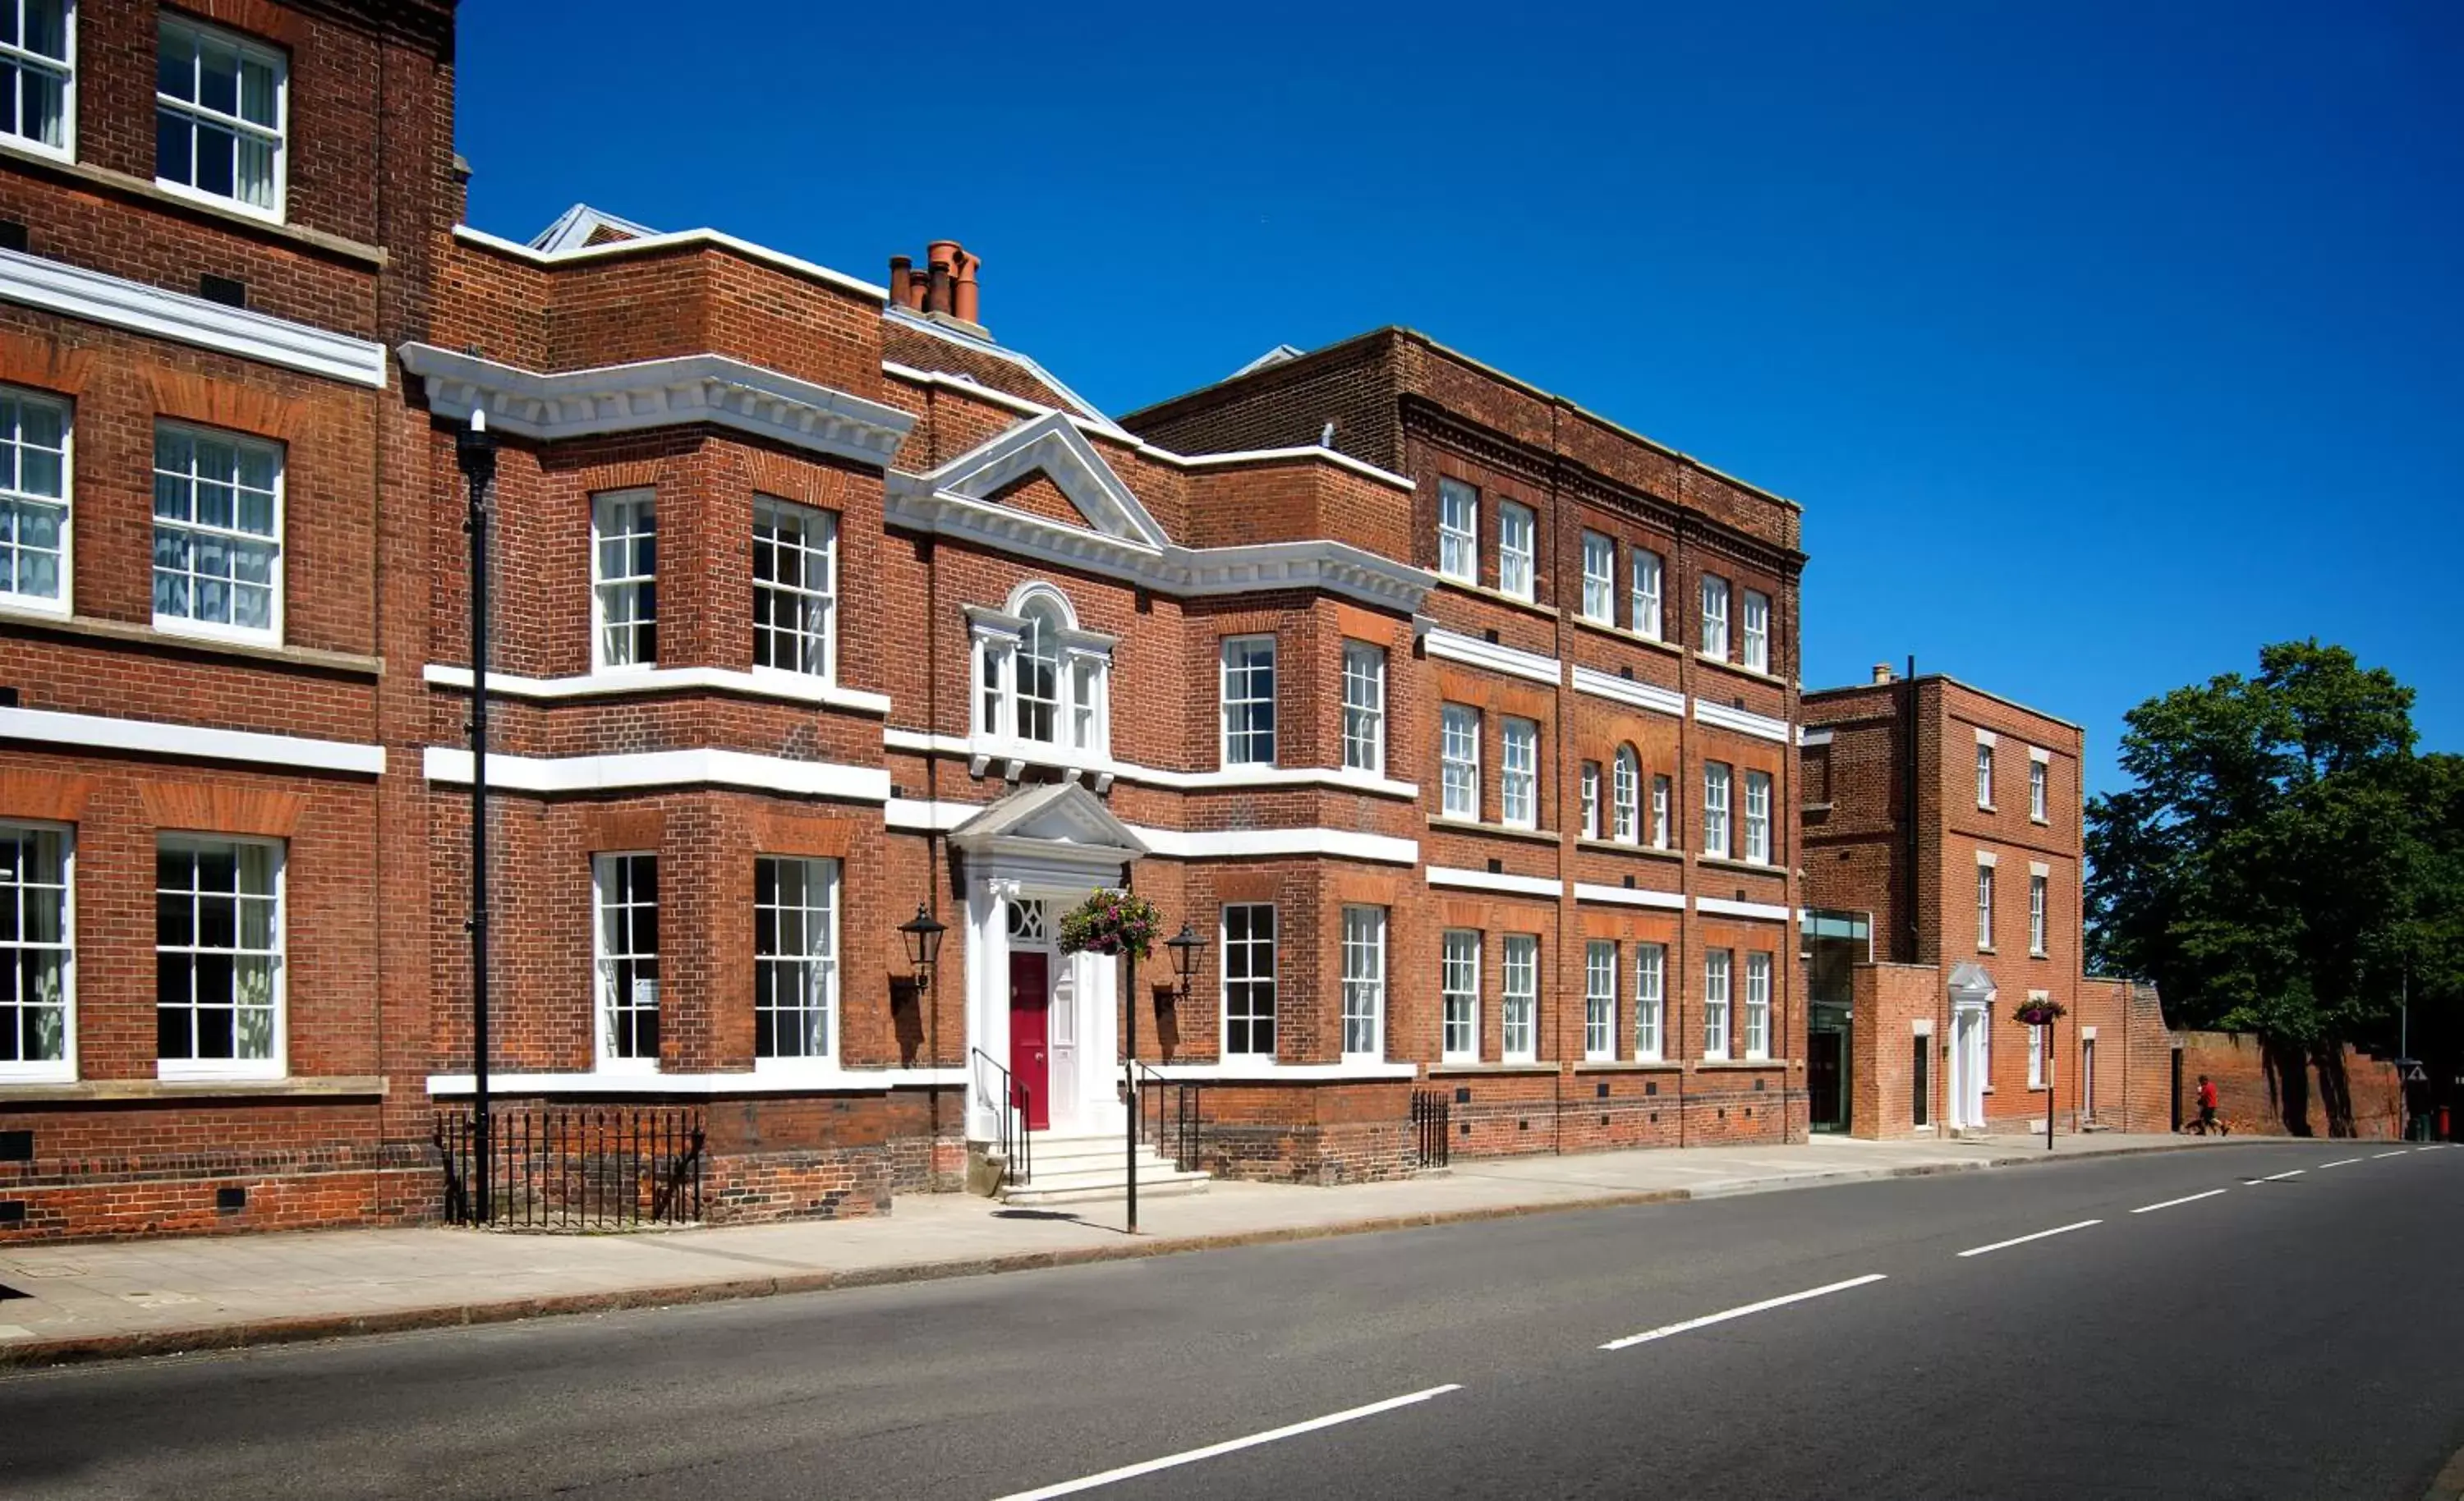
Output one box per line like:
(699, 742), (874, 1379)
(1901, 656), (1919, 964)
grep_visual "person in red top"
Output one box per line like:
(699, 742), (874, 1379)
(2194, 1075), (2227, 1136)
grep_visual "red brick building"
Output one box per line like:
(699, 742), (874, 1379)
(1799, 668), (2167, 1137)
(2, 1), (1814, 1241)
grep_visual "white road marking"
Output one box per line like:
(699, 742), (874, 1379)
(2374, 1150), (2408, 1159)
(2319, 1159), (2362, 1169)
(991, 1385), (1463, 1500)
(2131, 1189), (2229, 1214)
(2259, 1169), (2305, 1182)
(1956, 1219), (2102, 1258)
(1599, 1274), (1887, 1351)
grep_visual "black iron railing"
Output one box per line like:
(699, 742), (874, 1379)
(436, 1105), (705, 1230)
(1133, 1062), (1202, 1173)
(1411, 1089), (1450, 1169)
(972, 1047), (1032, 1189)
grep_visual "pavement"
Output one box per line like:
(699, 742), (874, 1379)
(0, 1128), (2241, 1367)
(0, 1138), (2454, 1500)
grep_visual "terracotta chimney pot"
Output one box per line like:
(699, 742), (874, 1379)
(951, 250), (981, 324)
(926, 257), (953, 315)
(1872, 663), (1894, 684)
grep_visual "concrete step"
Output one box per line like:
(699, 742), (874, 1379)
(1000, 1166), (1212, 1206)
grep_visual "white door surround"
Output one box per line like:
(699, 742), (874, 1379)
(951, 783), (1148, 1145)
(1947, 961), (1996, 1131)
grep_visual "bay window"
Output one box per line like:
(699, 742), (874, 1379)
(754, 856), (838, 1065)
(1340, 906), (1386, 1060)
(751, 497), (835, 679)
(1341, 640), (1386, 774)
(591, 489), (656, 668)
(1223, 902), (1276, 1057)
(1221, 636), (1277, 765)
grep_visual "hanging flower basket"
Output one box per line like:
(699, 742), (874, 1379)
(1057, 888), (1164, 962)
(2012, 998), (2068, 1027)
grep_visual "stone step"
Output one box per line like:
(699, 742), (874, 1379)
(1000, 1166), (1213, 1206)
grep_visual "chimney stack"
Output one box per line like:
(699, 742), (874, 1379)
(1872, 663), (1894, 685)
(890, 240), (987, 332)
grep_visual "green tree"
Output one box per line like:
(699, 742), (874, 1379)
(2086, 643), (2431, 1130)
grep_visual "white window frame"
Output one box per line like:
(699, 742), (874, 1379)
(1340, 905), (1386, 1062)
(1652, 773), (1672, 850)
(0, 384), (71, 616)
(1441, 929), (1480, 1063)
(1700, 572), (1730, 659)
(1976, 741), (1995, 809)
(154, 12), (287, 222)
(0, 0), (74, 162)
(0, 819), (72, 1083)
(1611, 747), (1639, 844)
(1501, 716), (1538, 829)
(1496, 500), (1535, 601)
(1501, 933), (1538, 1063)
(1703, 948), (1731, 1060)
(1340, 640), (1386, 775)
(751, 496), (836, 682)
(1630, 548), (1663, 639)
(1220, 636), (1277, 767)
(1744, 769), (1772, 865)
(1703, 761), (1731, 857)
(752, 855), (839, 1070)
(1634, 943), (1664, 1062)
(2026, 997), (2048, 1089)
(591, 489), (656, 671)
(1222, 902), (1278, 1058)
(594, 851), (660, 1072)
(1440, 703), (1481, 820)
(1744, 952), (1772, 1060)
(1741, 589), (1770, 673)
(1584, 939), (1616, 1062)
(2030, 872), (2048, 957)
(970, 584), (1111, 758)
(2030, 757), (2049, 822)
(1013, 596), (1065, 744)
(152, 421), (283, 645)
(1437, 476), (1478, 583)
(1977, 861), (1996, 952)
(154, 833), (283, 1081)
(1579, 531), (1615, 623)
(1579, 760), (1601, 840)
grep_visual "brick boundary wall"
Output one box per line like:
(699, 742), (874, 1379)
(2174, 1031), (2402, 1139)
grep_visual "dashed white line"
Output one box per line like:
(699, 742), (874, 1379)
(2131, 1189), (2229, 1214)
(1956, 1219), (2102, 1258)
(2259, 1169), (2305, 1182)
(2374, 1150), (2409, 1159)
(1600, 1274), (1888, 1351)
(991, 1384), (1464, 1500)
(2319, 1158), (2362, 1169)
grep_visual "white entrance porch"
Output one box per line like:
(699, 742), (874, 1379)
(1947, 962), (1995, 1133)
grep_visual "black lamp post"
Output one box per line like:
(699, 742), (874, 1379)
(898, 903), (947, 994)
(1165, 922), (1202, 1002)
(456, 409), (496, 1224)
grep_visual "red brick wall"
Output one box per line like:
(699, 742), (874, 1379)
(2176, 1031), (2402, 1139)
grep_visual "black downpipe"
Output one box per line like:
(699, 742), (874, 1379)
(1901, 655), (1919, 964)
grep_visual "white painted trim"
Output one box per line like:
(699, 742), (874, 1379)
(1691, 698), (1793, 745)
(0, 705), (382, 774)
(1572, 882), (1686, 911)
(880, 796), (1419, 865)
(1177, 446), (1414, 493)
(1799, 726), (1833, 747)
(1976, 850), (1999, 867)
(1912, 1018), (1934, 1036)
(424, 663), (891, 716)
(426, 1067), (965, 1097)
(1427, 864), (1560, 898)
(423, 746), (889, 802)
(2029, 861), (2050, 877)
(2029, 744), (2053, 764)
(453, 223), (889, 302)
(1420, 627), (1562, 686)
(1144, 1060), (1419, 1082)
(1975, 727), (1999, 746)
(1570, 663), (1684, 718)
(881, 727), (1417, 800)
(0, 248), (387, 388)
(883, 304), (1111, 422)
(1696, 896), (1791, 921)
(397, 344), (915, 468)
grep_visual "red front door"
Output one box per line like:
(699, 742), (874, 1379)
(1009, 952), (1050, 1131)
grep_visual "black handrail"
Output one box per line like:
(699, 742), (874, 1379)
(971, 1047), (1032, 1188)
(1133, 1062), (1201, 1173)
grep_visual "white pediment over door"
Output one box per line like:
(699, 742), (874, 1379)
(950, 781), (1149, 865)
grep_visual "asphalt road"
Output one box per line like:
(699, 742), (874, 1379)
(2, 1141), (2458, 1501)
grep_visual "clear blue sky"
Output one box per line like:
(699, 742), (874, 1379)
(455, 2), (2462, 796)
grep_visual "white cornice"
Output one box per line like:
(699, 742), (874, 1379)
(1145, 1061), (1420, 1082)
(424, 663), (891, 717)
(1177, 447), (1415, 493)
(453, 223), (890, 303)
(423, 746), (889, 802)
(880, 796), (1418, 866)
(1572, 882), (1686, 911)
(1799, 726), (1833, 747)
(1691, 698), (1793, 745)
(1696, 896), (1791, 921)
(1421, 627), (1564, 687)
(0, 248), (388, 388)
(1426, 865), (1561, 898)
(880, 728), (1418, 801)
(427, 1067), (965, 1097)
(0, 705), (384, 775)
(397, 344), (915, 469)
(1570, 664), (1685, 718)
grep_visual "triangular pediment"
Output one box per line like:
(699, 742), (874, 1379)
(1947, 961), (1997, 998)
(917, 412), (1167, 549)
(950, 781), (1148, 857)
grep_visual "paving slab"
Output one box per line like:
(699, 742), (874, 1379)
(0, 1130), (2253, 1366)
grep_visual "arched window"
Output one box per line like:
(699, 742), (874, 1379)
(1612, 746), (1640, 844)
(968, 583), (1112, 758)
(1016, 598), (1063, 743)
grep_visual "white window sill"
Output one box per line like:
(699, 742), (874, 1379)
(154, 616), (283, 650)
(1698, 1058), (1781, 1071)
(154, 175), (285, 227)
(1148, 1060), (1416, 1082)
(1427, 815), (1561, 846)
(1696, 651), (1786, 686)
(1698, 853), (1778, 874)
(429, 1066), (967, 1096)
(1977, 946), (1997, 956)
(0, 593), (71, 621)
(1978, 803), (1998, 814)
(1574, 1057), (1680, 1072)
(0, 133), (73, 168)
(2031, 816), (2050, 827)
(1427, 1060), (1556, 1076)
(431, 663), (890, 716)
(157, 1061), (284, 1084)
(0, 1063), (76, 1086)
